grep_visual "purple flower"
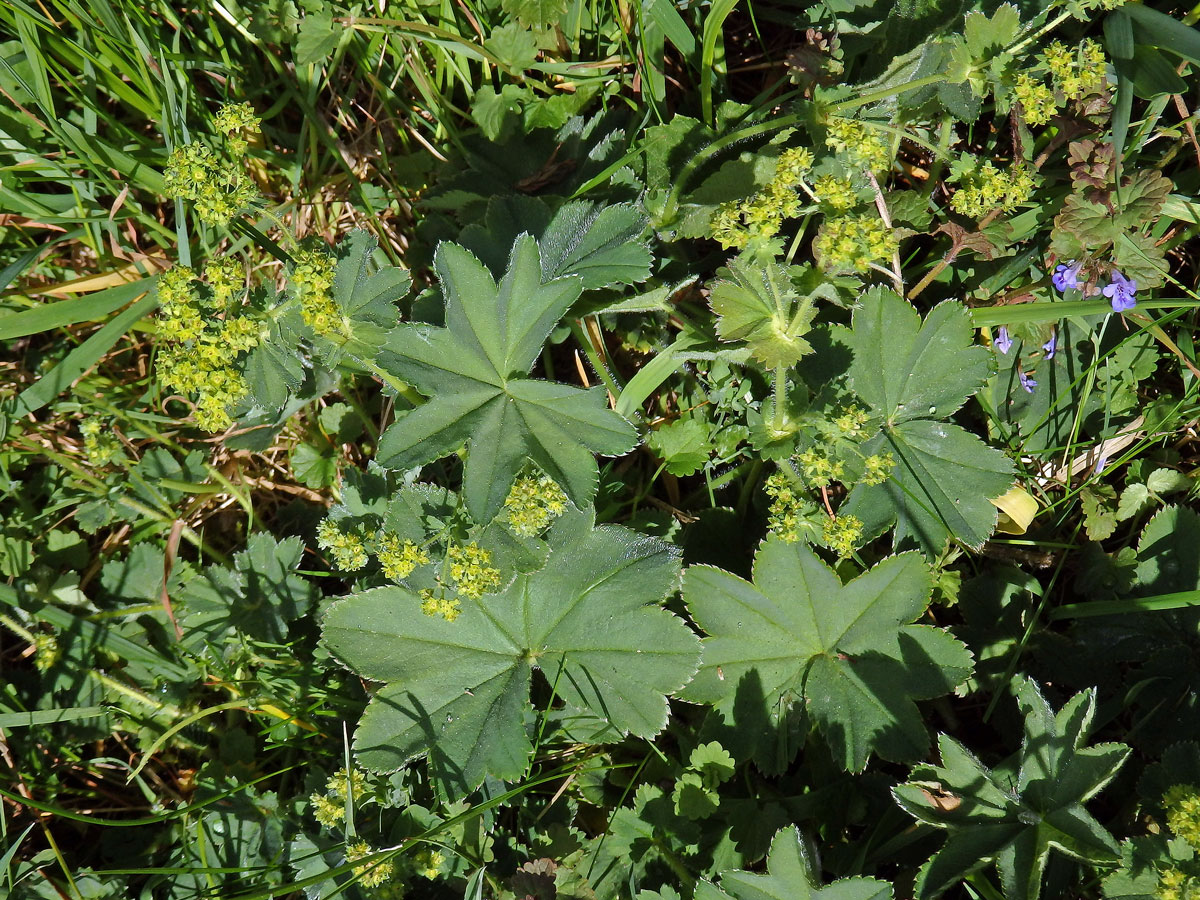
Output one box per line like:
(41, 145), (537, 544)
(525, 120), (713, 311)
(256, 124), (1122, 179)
(1019, 371), (1037, 393)
(1052, 260), (1082, 292)
(995, 326), (1013, 355)
(1042, 334), (1057, 359)
(1103, 270), (1137, 312)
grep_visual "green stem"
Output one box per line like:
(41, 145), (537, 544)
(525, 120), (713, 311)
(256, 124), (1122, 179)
(569, 319), (623, 398)
(346, 352), (427, 407)
(1007, 8), (1073, 57)
(772, 364), (787, 433)
(828, 72), (950, 114)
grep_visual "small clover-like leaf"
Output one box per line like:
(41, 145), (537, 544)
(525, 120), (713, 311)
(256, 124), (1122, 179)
(375, 235), (637, 523)
(843, 287), (1013, 555)
(893, 676), (1129, 900)
(681, 538), (973, 771)
(322, 512), (700, 796)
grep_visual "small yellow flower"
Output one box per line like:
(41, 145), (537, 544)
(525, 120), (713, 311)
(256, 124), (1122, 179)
(346, 841), (395, 889)
(446, 543), (500, 600)
(823, 514), (863, 558)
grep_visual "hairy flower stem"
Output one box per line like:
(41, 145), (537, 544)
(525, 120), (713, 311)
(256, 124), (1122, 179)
(1006, 9), (1073, 58)
(828, 72), (951, 115)
(772, 364), (787, 434)
(867, 170), (904, 294)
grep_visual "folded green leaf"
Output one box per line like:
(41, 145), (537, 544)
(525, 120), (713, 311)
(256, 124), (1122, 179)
(894, 676), (1129, 900)
(695, 826), (893, 900)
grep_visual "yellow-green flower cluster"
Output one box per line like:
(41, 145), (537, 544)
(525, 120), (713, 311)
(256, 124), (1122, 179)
(949, 162), (1035, 219)
(825, 118), (891, 173)
(814, 214), (897, 273)
(33, 631), (60, 672)
(446, 542), (501, 599)
(1165, 784), (1200, 853)
(708, 146), (814, 249)
(1159, 868), (1200, 900)
(376, 532), (429, 581)
(212, 101), (261, 156)
(419, 588), (462, 622)
(1013, 73), (1057, 126)
(346, 841), (395, 889)
(309, 767), (370, 828)
(797, 448), (845, 488)
(763, 472), (807, 543)
(814, 175), (858, 211)
(833, 405), (870, 439)
(861, 452), (896, 485)
(155, 264), (259, 432)
(291, 248), (340, 335)
(317, 518), (369, 571)
(504, 475), (568, 536)
(1042, 39), (1107, 101)
(163, 102), (260, 225)
(413, 848), (445, 880)
(79, 418), (120, 466)
(822, 514), (863, 558)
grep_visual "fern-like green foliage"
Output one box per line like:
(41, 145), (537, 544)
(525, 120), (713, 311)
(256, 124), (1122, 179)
(894, 676), (1129, 900)
(374, 235), (638, 523)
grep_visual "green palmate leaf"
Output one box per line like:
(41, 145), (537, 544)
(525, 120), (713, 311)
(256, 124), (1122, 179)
(648, 417), (712, 476)
(180, 534), (320, 656)
(710, 259), (831, 369)
(501, 0), (567, 26)
(842, 288), (1013, 556)
(321, 513), (699, 794)
(375, 235), (637, 523)
(695, 826), (893, 900)
(893, 676), (1129, 900)
(680, 538), (973, 771)
(458, 198), (651, 290)
(537, 201), (652, 289)
(327, 228), (412, 356)
(963, 4), (1020, 60)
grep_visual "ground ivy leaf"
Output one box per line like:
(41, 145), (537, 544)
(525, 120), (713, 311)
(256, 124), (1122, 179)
(321, 517), (699, 794)
(680, 538), (972, 771)
(843, 288), (1013, 555)
(698, 826), (893, 900)
(375, 235), (637, 522)
(894, 676), (1129, 900)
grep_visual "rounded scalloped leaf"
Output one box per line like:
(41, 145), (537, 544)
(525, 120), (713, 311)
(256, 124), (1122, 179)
(321, 520), (700, 794)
